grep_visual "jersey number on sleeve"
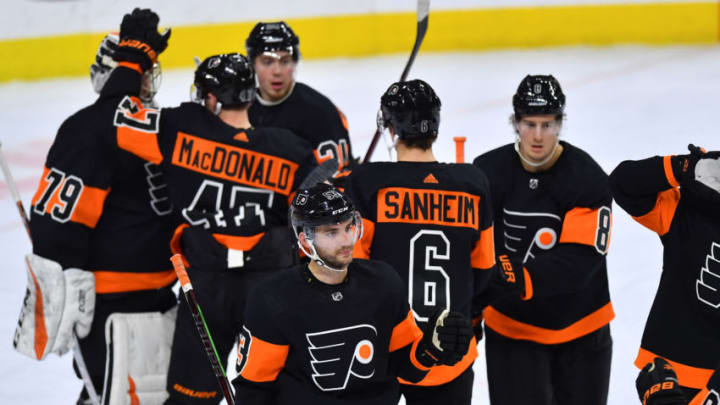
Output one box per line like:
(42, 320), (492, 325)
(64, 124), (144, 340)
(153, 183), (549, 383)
(408, 230), (451, 324)
(33, 168), (84, 223)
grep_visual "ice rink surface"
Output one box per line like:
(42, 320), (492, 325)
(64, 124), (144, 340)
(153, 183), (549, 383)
(0, 45), (718, 403)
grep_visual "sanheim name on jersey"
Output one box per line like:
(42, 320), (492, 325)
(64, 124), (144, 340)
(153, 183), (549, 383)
(377, 187), (481, 229)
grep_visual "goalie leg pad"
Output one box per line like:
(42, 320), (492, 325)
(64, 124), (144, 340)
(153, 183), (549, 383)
(13, 254), (95, 359)
(102, 306), (177, 405)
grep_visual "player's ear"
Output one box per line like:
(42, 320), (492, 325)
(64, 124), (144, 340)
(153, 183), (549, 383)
(204, 93), (218, 112)
(298, 231), (311, 251)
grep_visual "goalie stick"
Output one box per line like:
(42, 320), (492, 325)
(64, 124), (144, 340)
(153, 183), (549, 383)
(170, 254), (236, 405)
(362, 0), (430, 163)
(0, 141), (101, 405)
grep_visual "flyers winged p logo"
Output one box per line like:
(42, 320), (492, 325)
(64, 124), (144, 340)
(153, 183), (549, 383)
(306, 324), (377, 391)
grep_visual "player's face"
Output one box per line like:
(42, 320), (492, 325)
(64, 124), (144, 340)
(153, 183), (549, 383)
(254, 50), (296, 102)
(515, 115), (561, 163)
(312, 217), (358, 269)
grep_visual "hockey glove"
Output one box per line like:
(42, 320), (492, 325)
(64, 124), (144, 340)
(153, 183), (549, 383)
(414, 310), (472, 368)
(495, 254), (533, 300)
(115, 8), (171, 72)
(636, 358), (687, 405)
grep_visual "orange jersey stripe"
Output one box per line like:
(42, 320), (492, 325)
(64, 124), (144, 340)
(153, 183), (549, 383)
(70, 184), (110, 228)
(400, 336), (479, 386)
(663, 155), (680, 188)
(389, 310), (423, 352)
(171, 132), (299, 195)
(212, 232), (265, 251)
(93, 269), (176, 294)
(471, 225), (495, 270)
(632, 188), (680, 236)
(376, 187), (481, 229)
(688, 388), (712, 405)
(484, 302), (614, 344)
(635, 348), (714, 389)
(559, 207), (612, 253)
(353, 218), (375, 259)
(240, 335), (289, 382)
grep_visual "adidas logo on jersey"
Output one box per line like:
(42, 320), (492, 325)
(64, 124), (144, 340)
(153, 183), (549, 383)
(423, 173), (438, 184)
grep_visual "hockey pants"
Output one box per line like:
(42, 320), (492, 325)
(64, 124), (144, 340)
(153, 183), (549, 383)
(484, 323), (612, 405)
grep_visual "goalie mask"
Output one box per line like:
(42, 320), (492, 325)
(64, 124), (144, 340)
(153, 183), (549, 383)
(290, 183), (362, 272)
(90, 32), (161, 106)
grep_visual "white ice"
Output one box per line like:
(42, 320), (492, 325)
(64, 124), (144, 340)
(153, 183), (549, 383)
(1, 45), (718, 404)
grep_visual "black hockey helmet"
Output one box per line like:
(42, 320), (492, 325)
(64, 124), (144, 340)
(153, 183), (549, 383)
(290, 183), (356, 235)
(193, 53), (255, 107)
(379, 79), (441, 140)
(513, 75), (565, 118)
(245, 21), (300, 62)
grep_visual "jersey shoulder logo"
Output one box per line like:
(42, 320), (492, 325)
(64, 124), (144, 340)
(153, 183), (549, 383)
(696, 241), (720, 309)
(306, 324), (377, 391)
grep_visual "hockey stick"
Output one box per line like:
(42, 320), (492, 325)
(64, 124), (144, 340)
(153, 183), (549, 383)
(0, 141), (32, 241)
(0, 142), (101, 405)
(170, 254), (236, 405)
(362, 0), (430, 164)
(299, 157), (339, 189)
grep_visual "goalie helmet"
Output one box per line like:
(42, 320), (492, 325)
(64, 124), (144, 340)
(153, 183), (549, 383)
(245, 21), (300, 62)
(379, 79), (441, 140)
(90, 32), (120, 94)
(192, 53), (255, 107)
(90, 32), (161, 105)
(513, 75), (565, 118)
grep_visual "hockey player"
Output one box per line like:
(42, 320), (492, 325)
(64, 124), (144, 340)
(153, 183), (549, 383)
(636, 357), (720, 405)
(341, 79), (495, 404)
(610, 145), (720, 399)
(14, 9), (176, 405)
(107, 20), (318, 401)
(245, 21), (355, 171)
(473, 75), (614, 405)
(232, 183), (473, 404)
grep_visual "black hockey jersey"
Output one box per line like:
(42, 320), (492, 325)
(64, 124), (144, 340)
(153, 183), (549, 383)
(249, 82), (354, 171)
(689, 366), (720, 404)
(113, 92), (316, 258)
(344, 161), (495, 386)
(473, 141), (614, 344)
(30, 67), (176, 293)
(233, 259), (429, 405)
(611, 155), (720, 389)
